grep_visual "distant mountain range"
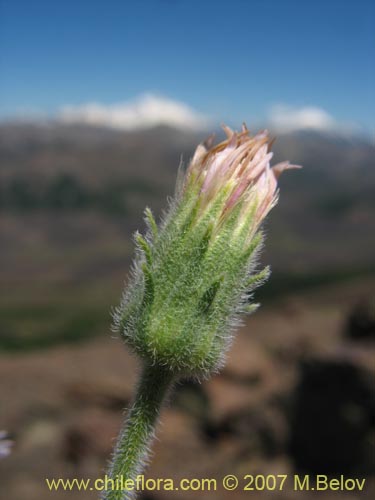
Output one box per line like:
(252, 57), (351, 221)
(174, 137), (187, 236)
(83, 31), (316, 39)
(1, 121), (374, 278)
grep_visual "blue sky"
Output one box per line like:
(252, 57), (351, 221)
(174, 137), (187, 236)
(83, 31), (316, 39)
(0, 0), (374, 132)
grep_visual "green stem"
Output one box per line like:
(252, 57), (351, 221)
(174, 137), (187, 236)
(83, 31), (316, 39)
(102, 364), (174, 500)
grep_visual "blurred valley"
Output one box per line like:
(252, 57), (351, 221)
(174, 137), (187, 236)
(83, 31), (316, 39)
(1, 122), (374, 500)
(0, 122), (374, 351)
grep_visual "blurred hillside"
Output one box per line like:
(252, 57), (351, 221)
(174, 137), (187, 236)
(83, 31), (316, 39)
(1, 123), (374, 500)
(0, 122), (374, 351)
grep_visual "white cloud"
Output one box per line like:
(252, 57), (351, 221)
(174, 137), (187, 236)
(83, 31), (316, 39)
(267, 104), (358, 134)
(58, 94), (210, 131)
(268, 104), (336, 133)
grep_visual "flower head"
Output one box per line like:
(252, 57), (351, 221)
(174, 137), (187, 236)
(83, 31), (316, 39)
(114, 124), (301, 378)
(184, 124), (301, 239)
(106, 126), (301, 499)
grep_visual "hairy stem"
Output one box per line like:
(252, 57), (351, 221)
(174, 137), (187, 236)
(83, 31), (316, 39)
(102, 364), (174, 500)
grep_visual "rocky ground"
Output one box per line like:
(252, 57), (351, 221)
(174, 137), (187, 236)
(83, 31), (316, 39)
(0, 278), (374, 500)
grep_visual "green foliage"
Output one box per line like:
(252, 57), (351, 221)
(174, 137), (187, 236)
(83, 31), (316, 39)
(0, 304), (107, 351)
(44, 174), (88, 209)
(105, 179), (272, 499)
(258, 266), (375, 301)
(0, 174), (156, 214)
(115, 189), (269, 378)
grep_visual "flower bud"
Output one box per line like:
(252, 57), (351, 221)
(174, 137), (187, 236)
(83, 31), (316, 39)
(114, 125), (300, 378)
